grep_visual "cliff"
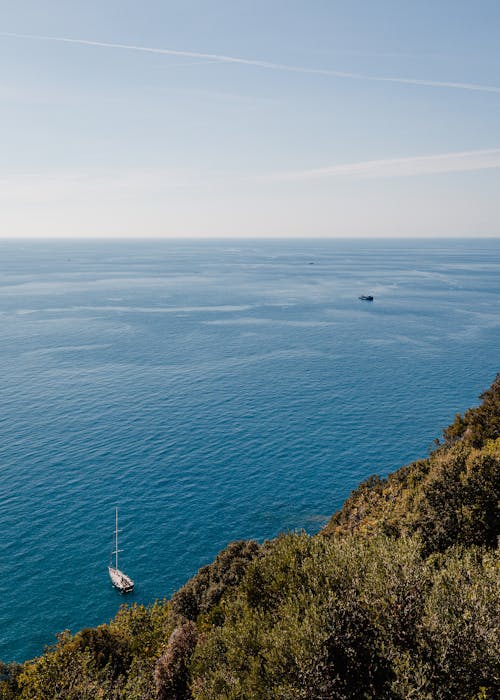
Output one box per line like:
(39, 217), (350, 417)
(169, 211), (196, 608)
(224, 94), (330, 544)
(1, 378), (499, 699)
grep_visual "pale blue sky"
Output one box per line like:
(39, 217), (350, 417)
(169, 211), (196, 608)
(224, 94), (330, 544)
(1, 0), (500, 237)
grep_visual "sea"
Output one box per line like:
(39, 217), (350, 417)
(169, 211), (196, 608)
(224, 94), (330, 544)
(1, 237), (499, 662)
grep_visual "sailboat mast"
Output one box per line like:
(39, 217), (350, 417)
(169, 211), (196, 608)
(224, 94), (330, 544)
(115, 507), (119, 570)
(108, 506), (134, 593)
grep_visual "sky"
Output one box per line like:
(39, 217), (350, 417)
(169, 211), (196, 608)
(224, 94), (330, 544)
(1, 0), (500, 238)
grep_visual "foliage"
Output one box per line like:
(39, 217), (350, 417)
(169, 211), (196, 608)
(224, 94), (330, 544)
(170, 540), (261, 621)
(190, 535), (499, 700)
(442, 373), (500, 448)
(154, 620), (198, 700)
(1, 377), (499, 699)
(323, 439), (500, 555)
(0, 663), (21, 700)
(323, 376), (500, 552)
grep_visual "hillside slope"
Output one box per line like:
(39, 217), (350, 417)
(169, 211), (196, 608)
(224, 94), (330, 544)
(1, 379), (499, 700)
(323, 374), (500, 551)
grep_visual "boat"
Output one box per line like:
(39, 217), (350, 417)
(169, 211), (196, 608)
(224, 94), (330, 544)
(108, 507), (135, 593)
(359, 295), (374, 301)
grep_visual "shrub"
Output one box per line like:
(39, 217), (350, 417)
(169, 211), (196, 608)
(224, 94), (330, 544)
(154, 621), (198, 700)
(171, 541), (261, 621)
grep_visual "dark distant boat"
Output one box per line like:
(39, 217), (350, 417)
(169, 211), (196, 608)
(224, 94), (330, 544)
(359, 295), (374, 301)
(108, 507), (134, 594)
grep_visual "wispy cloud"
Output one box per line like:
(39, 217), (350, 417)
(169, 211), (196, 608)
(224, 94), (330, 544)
(3, 148), (500, 205)
(2, 31), (500, 95)
(267, 148), (500, 181)
(0, 169), (205, 205)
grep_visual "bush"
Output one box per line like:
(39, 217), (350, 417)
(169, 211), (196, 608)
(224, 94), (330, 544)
(154, 621), (198, 700)
(443, 374), (500, 448)
(171, 541), (261, 621)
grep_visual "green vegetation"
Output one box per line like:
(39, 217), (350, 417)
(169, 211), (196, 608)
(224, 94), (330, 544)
(323, 375), (500, 552)
(1, 378), (499, 699)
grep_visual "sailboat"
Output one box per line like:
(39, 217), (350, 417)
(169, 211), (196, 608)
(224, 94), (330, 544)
(108, 507), (135, 593)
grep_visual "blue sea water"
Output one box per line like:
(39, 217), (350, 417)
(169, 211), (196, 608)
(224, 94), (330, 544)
(0, 237), (499, 662)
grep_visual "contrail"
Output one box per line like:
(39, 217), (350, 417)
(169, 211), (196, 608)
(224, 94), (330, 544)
(267, 147), (500, 181)
(2, 31), (500, 94)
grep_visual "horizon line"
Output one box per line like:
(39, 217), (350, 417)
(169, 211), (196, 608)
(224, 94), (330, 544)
(1, 235), (499, 241)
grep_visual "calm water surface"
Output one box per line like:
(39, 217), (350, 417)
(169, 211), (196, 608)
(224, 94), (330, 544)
(1, 238), (499, 661)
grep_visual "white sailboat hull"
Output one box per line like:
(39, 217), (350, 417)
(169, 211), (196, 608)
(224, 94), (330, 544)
(108, 566), (134, 593)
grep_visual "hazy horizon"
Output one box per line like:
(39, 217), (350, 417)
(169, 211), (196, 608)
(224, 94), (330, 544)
(2, 234), (500, 241)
